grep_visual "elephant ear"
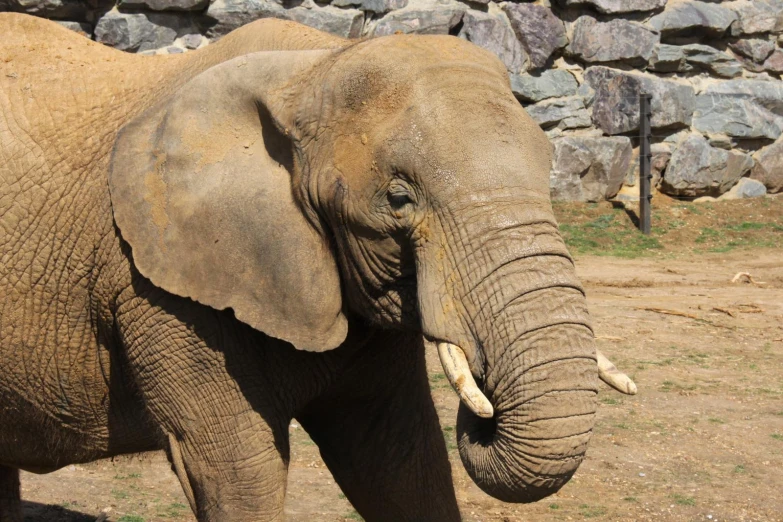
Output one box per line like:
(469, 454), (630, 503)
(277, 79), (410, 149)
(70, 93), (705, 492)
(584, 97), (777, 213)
(109, 50), (348, 352)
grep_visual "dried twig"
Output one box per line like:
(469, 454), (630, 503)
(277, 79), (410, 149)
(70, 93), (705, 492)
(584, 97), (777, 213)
(712, 307), (736, 318)
(636, 307), (700, 320)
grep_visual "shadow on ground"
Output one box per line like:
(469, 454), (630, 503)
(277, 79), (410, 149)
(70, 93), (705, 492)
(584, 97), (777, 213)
(23, 502), (97, 522)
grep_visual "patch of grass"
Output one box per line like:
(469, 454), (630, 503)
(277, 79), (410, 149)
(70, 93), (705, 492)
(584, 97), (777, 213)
(708, 418), (725, 424)
(338, 493), (346, 500)
(614, 423), (630, 430)
(622, 496), (638, 502)
(772, 433), (783, 441)
(733, 465), (746, 474)
(672, 494), (695, 506)
(726, 221), (766, 231)
(549, 503), (560, 510)
(114, 473), (142, 480)
(112, 489), (130, 500)
(118, 516), (145, 522)
(345, 510), (364, 521)
(601, 397), (623, 405)
(579, 504), (607, 518)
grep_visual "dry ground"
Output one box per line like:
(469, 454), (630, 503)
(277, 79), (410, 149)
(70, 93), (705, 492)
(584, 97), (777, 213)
(19, 195), (783, 522)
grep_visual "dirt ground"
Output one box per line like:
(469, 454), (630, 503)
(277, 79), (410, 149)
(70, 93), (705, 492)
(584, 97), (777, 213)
(19, 197), (783, 522)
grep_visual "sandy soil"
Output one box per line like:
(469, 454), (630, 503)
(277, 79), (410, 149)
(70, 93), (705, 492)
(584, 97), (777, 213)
(19, 248), (783, 522)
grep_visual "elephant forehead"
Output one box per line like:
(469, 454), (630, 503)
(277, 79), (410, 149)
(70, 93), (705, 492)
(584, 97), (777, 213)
(330, 35), (508, 112)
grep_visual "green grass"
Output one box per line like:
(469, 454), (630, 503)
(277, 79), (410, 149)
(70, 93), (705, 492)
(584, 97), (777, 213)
(559, 212), (663, 258)
(672, 494), (696, 506)
(708, 418), (725, 424)
(772, 433), (783, 441)
(114, 473), (142, 480)
(345, 511), (364, 521)
(733, 465), (746, 474)
(549, 503), (560, 510)
(118, 516), (145, 522)
(622, 496), (638, 502)
(112, 489), (130, 500)
(579, 504), (607, 518)
(600, 397), (623, 405)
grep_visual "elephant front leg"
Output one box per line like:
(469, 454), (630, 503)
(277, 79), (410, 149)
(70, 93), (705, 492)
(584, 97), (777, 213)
(0, 465), (22, 522)
(119, 297), (291, 522)
(298, 332), (461, 522)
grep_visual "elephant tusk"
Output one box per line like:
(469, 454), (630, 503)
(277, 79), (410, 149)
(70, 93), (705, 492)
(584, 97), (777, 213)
(596, 349), (637, 395)
(437, 342), (494, 419)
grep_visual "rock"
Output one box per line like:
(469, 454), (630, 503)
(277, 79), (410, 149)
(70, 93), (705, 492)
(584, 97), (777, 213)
(693, 79), (783, 140)
(332, 0), (407, 14)
(118, 0), (209, 11)
(502, 3), (567, 70)
(708, 134), (734, 150)
(680, 44), (744, 78)
(577, 82), (595, 107)
(568, 16), (658, 65)
(56, 20), (92, 37)
(648, 44), (688, 72)
(718, 177), (767, 199)
(165, 45), (184, 54)
(729, 0), (783, 36)
(4, 0), (92, 21)
(729, 38), (775, 63)
(371, 0), (465, 36)
(554, 0), (667, 14)
(626, 142), (672, 188)
(649, 1), (737, 39)
(526, 96), (592, 130)
(550, 136), (633, 202)
(288, 5), (364, 38)
(750, 140), (783, 192)
(200, 0), (286, 38)
(660, 134), (754, 197)
(585, 66), (695, 134)
(762, 49), (783, 73)
(181, 33), (203, 49)
(95, 9), (199, 52)
(458, 10), (528, 74)
(509, 69), (578, 102)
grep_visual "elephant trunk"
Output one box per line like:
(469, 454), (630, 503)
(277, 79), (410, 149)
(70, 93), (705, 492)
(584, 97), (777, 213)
(418, 210), (599, 503)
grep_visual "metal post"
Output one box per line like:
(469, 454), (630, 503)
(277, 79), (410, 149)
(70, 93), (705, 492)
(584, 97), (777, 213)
(639, 93), (652, 235)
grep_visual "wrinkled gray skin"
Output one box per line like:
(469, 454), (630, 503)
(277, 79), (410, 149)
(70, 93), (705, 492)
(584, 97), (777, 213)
(0, 14), (598, 521)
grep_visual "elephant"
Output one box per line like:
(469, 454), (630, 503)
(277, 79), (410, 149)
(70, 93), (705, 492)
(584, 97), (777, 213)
(0, 13), (636, 522)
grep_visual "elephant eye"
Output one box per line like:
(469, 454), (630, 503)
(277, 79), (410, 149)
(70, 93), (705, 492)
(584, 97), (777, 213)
(387, 179), (415, 211)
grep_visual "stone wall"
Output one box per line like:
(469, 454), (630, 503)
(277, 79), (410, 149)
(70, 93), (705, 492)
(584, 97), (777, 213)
(3, 0), (783, 201)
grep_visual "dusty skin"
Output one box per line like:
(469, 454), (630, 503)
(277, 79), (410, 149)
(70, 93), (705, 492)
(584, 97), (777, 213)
(19, 207), (783, 521)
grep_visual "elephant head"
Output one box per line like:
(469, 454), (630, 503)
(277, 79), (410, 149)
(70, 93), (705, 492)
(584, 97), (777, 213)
(110, 36), (634, 503)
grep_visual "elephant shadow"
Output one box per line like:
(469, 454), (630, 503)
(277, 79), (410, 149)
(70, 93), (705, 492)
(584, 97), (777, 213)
(22, 501), (98, 521)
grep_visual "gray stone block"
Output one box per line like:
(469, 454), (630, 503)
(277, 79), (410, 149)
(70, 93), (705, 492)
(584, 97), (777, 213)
(729, 0), (783, 36)
(568, 15), (658, 65)
(510, 69), (578, 103)
(502, 3), (567, 70)
(680, 44), (744, 78)
(118, 0), (209, 11)
(718, 177), (767, 200)
(661, 134), (754, 197)
(729, 38), (775, 64)
(648, 1), (737, 39)
(750, 139), (783, 193)
(288, 5), (364, 38)
(585, 66), (695, 135)
(550, 136), (633, 202)
(648, 44), (688, 72)
(332, 0), (407, 15)
(200, 0), (286, 39)
(95, 9), (199, 52)
(526, 96), (592, 130)
(56, 20), (92, 37)
(693, 79), (783, 140)
(555, 0), (667, 14)
(371, 0), (465, 36)
(458, 10), (527, 74)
